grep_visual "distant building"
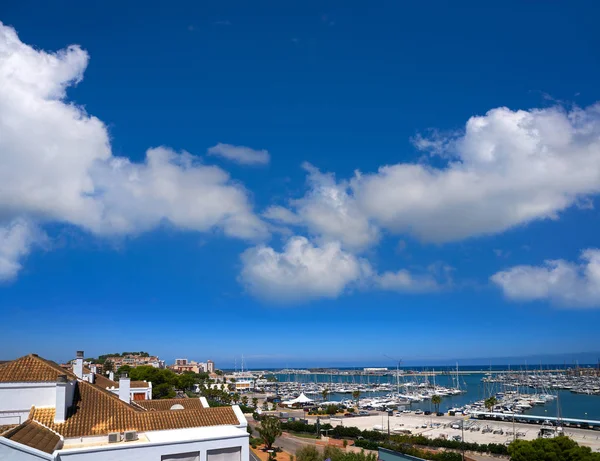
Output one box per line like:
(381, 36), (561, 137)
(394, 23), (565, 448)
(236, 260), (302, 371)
(104, 354), (165, 369)
(170, 359), (214, 374)
(0, 351), (249, 460)
(364, 367), (388, 372)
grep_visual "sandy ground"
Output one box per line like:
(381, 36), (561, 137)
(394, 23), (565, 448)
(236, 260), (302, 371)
(299, 412), (600, 453)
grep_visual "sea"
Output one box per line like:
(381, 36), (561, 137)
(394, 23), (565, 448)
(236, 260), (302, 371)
(269, 365), (600, 421)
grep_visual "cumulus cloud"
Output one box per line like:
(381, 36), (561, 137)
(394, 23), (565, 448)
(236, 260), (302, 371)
(239, 236), (371, 303)
(376, 263), (453, 293)
(353, 105), (600, 242)
(0, 21), (267, 277)
(0, 220), (45, 281)
(262, 164), (380, 251)
(207, 142), (270, 165)
(272, 105), (600, 247)
(491, 249), (600, 307)
(262, 206), (303, 225)
(239, 235), (451, 303)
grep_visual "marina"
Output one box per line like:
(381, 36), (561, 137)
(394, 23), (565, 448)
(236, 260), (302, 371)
(248, 364), (600, 420)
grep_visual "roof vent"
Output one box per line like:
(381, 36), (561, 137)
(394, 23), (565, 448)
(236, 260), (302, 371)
(124, 431), (138, 442)
(76, 351), (84, 358)
(108, 433), (121, 443)
(170, 404), (185, 410)
(57, 375), (68, 383)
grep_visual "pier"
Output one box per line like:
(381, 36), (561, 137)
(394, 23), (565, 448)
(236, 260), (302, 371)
(470, 411), (600, 429)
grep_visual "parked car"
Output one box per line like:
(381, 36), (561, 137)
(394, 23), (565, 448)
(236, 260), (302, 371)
(436, 412), (444, 416)
(424, 411), (431, 415)
(344, 413), (355, 417)
(414, 409), (424, 415)
(359, 410), (370, 416)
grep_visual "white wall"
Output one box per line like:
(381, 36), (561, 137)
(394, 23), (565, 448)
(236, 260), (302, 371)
(0, 383), (56, 424)
(0, 438), (51, 460)
(56, 432), (249, 461)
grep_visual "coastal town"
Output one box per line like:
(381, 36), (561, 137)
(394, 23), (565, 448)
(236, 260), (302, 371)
(3, 2), (600, 460)
(2, 351), (600, 460)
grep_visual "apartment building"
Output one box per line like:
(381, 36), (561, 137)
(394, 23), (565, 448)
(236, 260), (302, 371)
(0, 352), (248, 461)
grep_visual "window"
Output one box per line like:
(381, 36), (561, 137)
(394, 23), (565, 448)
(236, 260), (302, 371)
(161, 452), (200, 461)
(207, 447), (241, 461)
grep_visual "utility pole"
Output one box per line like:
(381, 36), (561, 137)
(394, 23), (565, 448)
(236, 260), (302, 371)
(461, 420), (465, 461)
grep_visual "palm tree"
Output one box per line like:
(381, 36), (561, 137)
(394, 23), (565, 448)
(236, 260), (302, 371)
(252, 397), (259, 408)
(431, 394), (442, 413)
(241, 395), (249, 407)
(232, 393), (240, 404)
(484, 396), (497, 413)
(321, 388), (329, 403)
(352, 390), (361, 409)
(257, 416), (282, 461)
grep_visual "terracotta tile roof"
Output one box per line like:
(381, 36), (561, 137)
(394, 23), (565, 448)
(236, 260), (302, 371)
(0, 354), (75, 383)
(134, 398), (205, 411)
(2, 420), (61, 454)
(30, 381), (240, 437)
(91, 373), (118, 389)
(31, 380), (140, 437)
(136, 407), (239, 432)
(90, 373), (148, 390)
(0, 424), (18, 435)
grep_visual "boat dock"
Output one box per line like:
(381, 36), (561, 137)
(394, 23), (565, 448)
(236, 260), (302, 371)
(470, 411), (600, 430)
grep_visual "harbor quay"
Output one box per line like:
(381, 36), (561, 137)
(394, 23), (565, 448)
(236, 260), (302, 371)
(266, 409), (600, 453)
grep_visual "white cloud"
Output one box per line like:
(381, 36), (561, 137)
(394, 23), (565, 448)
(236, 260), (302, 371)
(353, 105), (600, 242)
(262, 206), (302, 225)
(207, 142), (270, 165)
(491, 249), (600, 307)
(0, 21), (267, 275)
(0, 220), (45, 281)
(239, 234), (450, 302)
(265, 104), (600, 249)
(375, 270), (440, 293)
(239, 236), (371, 303)
(262, 163), (380, 251)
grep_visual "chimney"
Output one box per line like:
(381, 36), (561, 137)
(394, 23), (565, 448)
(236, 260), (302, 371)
(119, 373), (131, 404)
(109, 371), (114, 381)
(55, 375), (68, 423)
(74, 350), (84, 379)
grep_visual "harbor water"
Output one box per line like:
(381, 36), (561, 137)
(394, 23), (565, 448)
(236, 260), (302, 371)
(273, 369), (600, 420)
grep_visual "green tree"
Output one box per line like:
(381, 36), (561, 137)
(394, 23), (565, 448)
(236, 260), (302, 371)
(257, 416), (282, 460)
(262, 401), (269, 410)
(252, 397), (259, 408)
(431, 394), (442, 413)
(241, 396), (249, 406)
(154, 383), (176, 399)
(271, 401), (278, 411)
(321, 388), (329, 402)
(508, 436), (600, 461)
(352, 390), (361, 408)
(116, 365), (132, 377)
(232, 393), (241, 404)
(103, 360), (114, 373)
(295, 446), (321, 461)
(177, 373), (196, 392)
(484, 396), (497, 413)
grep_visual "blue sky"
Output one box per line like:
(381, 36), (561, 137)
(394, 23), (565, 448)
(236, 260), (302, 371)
(1, 1), (600, 368)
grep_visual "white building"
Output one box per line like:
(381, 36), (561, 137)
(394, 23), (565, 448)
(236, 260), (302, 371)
(0, 353), (249, 461)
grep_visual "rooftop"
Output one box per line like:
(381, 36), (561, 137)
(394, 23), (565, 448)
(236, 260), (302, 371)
(0, 354), (243, 443)
(3, 420), (61, 454)
(0, 354), (75, 383)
